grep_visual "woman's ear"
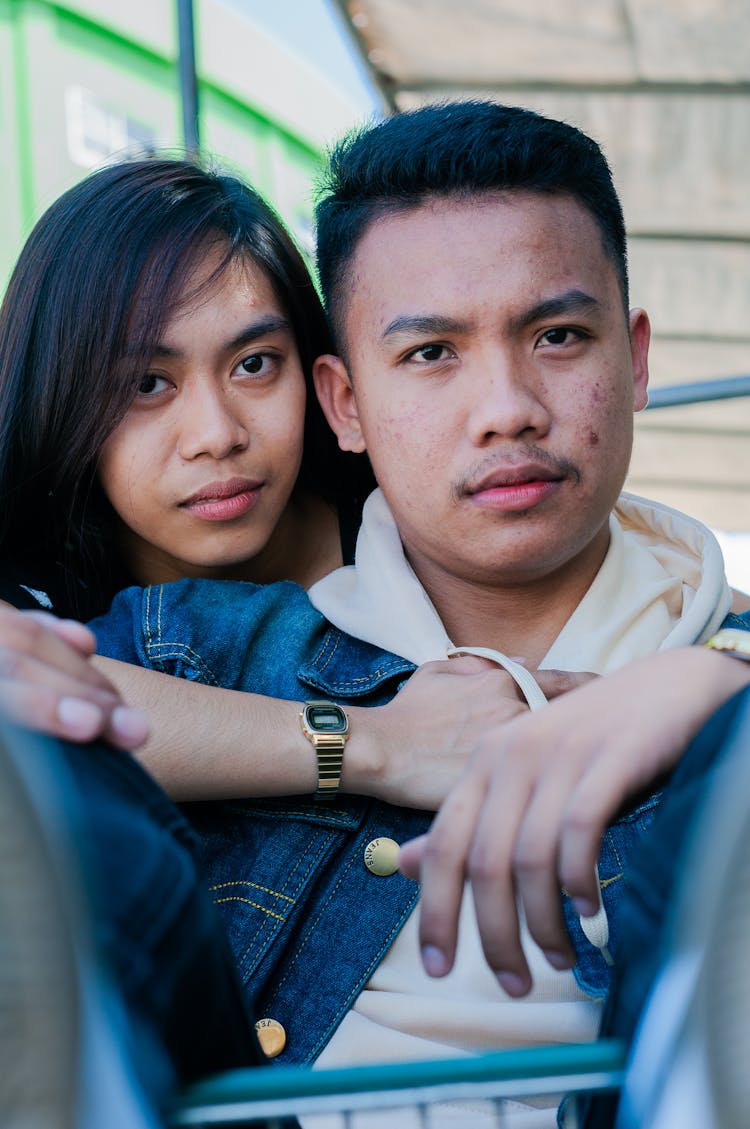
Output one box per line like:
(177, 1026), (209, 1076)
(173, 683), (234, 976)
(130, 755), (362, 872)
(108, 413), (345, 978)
(313, 355), (366, 453)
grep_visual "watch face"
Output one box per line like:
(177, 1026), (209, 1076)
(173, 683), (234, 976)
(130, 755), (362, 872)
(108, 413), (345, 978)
(306, 703), (348, 734)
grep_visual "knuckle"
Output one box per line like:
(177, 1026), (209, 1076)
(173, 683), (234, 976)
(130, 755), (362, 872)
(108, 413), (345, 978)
(512, 840), (552, 878)
(420, 827), (460, 870)
(0, 648), (25, 680)
(467, 841), (501, 885)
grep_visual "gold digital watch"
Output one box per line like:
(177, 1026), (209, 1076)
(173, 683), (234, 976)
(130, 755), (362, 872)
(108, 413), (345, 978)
(299, 700), (349, 800)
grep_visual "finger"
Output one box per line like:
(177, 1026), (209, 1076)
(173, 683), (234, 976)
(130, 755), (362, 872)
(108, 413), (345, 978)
(512, 775), (579, 967)
(557, 754), (631, 914)
(0, 680), (109, 742)
(416, 774), (488, 976)
(23, 611), (98, 656)
(0, 617), (115, 695)
(398, 835), (426, 880)
(534, 669), (598, 699)
(0, 648), (121, 709)
(467, 776), (533, 996)
(103, 704), (151, 751)
(425, 654), (498, 676)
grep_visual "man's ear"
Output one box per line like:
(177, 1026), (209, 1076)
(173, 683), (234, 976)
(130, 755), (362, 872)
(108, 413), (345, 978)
(313, 354), (366, 453)
(629, 308), (651, 412)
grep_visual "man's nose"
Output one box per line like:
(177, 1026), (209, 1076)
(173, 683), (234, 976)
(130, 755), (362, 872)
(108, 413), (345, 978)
(466, 354), (551, 446)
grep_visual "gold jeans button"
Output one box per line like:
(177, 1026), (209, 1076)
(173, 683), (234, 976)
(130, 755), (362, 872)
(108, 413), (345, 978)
(254, 1017), (286, 1058)
(364, 837), (400, 876)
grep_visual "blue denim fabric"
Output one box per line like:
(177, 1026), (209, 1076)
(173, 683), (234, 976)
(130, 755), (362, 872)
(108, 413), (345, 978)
(57, 739), (263, 1104)
(91, 581), (749, 1065)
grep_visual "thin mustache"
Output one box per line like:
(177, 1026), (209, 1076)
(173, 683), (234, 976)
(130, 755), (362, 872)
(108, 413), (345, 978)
(453, 445), (580, 501)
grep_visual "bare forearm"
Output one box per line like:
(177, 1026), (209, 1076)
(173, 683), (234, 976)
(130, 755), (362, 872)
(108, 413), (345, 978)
(93, 653), (543, 806)
(94, 657), (321, 799)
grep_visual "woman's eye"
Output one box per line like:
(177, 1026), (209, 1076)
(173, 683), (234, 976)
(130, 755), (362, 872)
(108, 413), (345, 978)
(236, 353), (275, 377)
(138, 373), (170, 395)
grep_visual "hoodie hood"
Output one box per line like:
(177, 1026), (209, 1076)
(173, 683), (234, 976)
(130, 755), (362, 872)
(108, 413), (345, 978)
(310, 487), (731, 690)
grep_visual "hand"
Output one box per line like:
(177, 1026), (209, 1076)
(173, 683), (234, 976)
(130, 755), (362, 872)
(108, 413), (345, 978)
(398, 647), (750, 996)
(0, 605), (149, 748)
(346, 654), (593, 810)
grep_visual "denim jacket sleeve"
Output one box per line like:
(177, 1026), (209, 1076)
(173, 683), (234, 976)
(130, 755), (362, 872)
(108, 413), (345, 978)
(90, 578), (414, 701)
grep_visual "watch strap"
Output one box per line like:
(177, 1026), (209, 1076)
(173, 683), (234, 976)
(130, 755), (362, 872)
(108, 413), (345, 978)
(299, 701), (349, 800)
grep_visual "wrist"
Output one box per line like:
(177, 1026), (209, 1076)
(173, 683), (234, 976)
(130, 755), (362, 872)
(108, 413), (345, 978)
(339, 704), (388, 797)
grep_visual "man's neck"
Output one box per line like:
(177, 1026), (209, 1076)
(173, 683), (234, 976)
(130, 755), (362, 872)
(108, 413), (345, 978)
(407, 529), (612, 667)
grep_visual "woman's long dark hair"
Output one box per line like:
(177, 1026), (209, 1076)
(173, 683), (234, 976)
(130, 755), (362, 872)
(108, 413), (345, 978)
(0, 158), (373, 617)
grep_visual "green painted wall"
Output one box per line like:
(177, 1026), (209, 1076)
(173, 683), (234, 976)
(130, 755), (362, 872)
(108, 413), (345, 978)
(0, 0), (324, 288)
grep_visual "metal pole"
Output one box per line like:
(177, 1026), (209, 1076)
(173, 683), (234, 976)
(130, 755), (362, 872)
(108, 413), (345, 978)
(176, 0), (200, 156)
(646, 374), (750, 410)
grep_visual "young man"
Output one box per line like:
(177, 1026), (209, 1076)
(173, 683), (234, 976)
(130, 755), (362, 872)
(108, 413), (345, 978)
(86, 99), (749, 1108)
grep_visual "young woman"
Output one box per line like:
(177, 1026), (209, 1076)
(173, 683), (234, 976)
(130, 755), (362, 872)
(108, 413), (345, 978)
(0, 157), (532, 806)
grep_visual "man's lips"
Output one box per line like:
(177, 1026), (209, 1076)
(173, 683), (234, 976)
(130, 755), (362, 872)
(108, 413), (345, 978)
(465, 463), (565, 512)
(180, 478), (264, 521)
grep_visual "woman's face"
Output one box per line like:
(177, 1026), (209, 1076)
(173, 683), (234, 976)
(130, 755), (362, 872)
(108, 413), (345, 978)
(98, 250), (307, 584)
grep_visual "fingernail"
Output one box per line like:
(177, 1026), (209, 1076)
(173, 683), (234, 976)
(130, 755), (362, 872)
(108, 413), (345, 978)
(544, 950), (573, 970)
(573, 897), (598, 917)
(422, 946), (449, 977)
(111, 705), (150, 744)
(509, 656), (527, 666)
(497, 972), (529, 997)
(58, 697), (101, 735)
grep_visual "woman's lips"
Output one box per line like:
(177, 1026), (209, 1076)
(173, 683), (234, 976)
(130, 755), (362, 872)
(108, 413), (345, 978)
(180, 479), (263, 522)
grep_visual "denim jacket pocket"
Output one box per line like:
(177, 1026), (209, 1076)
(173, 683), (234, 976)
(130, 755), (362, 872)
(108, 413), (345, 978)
(184, 796), (370, 985)
(565, 791), (662, 999)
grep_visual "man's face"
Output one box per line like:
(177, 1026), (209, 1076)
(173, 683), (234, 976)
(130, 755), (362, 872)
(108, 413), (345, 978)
(315, 192), (649, 593)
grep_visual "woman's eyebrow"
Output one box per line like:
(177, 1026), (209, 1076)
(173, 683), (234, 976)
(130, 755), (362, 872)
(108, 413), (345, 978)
(150, 315), (292, 359)
(224, 315), (292, 352)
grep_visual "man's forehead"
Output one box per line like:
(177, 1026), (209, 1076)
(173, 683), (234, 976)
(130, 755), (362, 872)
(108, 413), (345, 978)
(343, 191), (615, 338)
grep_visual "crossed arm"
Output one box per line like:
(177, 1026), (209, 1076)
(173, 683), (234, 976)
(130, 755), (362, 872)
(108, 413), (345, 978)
(0, 602), (586, 809)
(4, 598), (750, 991)
(399, 643), (750, 995)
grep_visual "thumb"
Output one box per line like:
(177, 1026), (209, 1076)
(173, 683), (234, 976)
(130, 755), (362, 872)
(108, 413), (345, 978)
(398, 835), (427, 880)
(534, 669), (599, 700)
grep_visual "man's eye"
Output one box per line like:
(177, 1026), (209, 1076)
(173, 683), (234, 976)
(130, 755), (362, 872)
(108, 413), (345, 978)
(409, 344), (450, 363)
(540, 327), (581, 346)
(138, 373), (169, 395)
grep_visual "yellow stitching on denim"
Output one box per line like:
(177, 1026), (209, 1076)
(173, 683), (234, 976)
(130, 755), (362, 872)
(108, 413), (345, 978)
(209, 880), (294, 904)
(235, 832), (330, 966)
(157, 583), (163, 641)
(229, 805), (356, 826)
(212, 896), (287, 922)
(148, 641), (216, 664)
(599, 873), (622, 889)
(142, 640), (221, 685)
(144, 585), (153, 653)
(310, 630), (412, 687)
(274, 844), (416, 995)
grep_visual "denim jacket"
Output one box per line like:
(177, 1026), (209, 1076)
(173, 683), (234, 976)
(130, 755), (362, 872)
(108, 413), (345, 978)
(91, 581), (748, 1066)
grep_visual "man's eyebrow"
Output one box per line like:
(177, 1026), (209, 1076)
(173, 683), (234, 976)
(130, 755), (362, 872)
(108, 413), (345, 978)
(150, 315), (291, 358)
(381, 314), (472, 341)
(509, 290), (600, 334)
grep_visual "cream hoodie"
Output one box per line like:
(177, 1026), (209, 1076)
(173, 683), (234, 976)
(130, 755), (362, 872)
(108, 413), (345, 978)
(304, 489), (730, 1127)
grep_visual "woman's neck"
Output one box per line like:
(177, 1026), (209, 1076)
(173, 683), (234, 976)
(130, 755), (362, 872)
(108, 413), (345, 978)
(241, 491), (342, 589)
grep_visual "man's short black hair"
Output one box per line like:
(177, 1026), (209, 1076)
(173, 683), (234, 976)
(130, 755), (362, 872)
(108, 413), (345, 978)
(315, 100), (629, 350)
